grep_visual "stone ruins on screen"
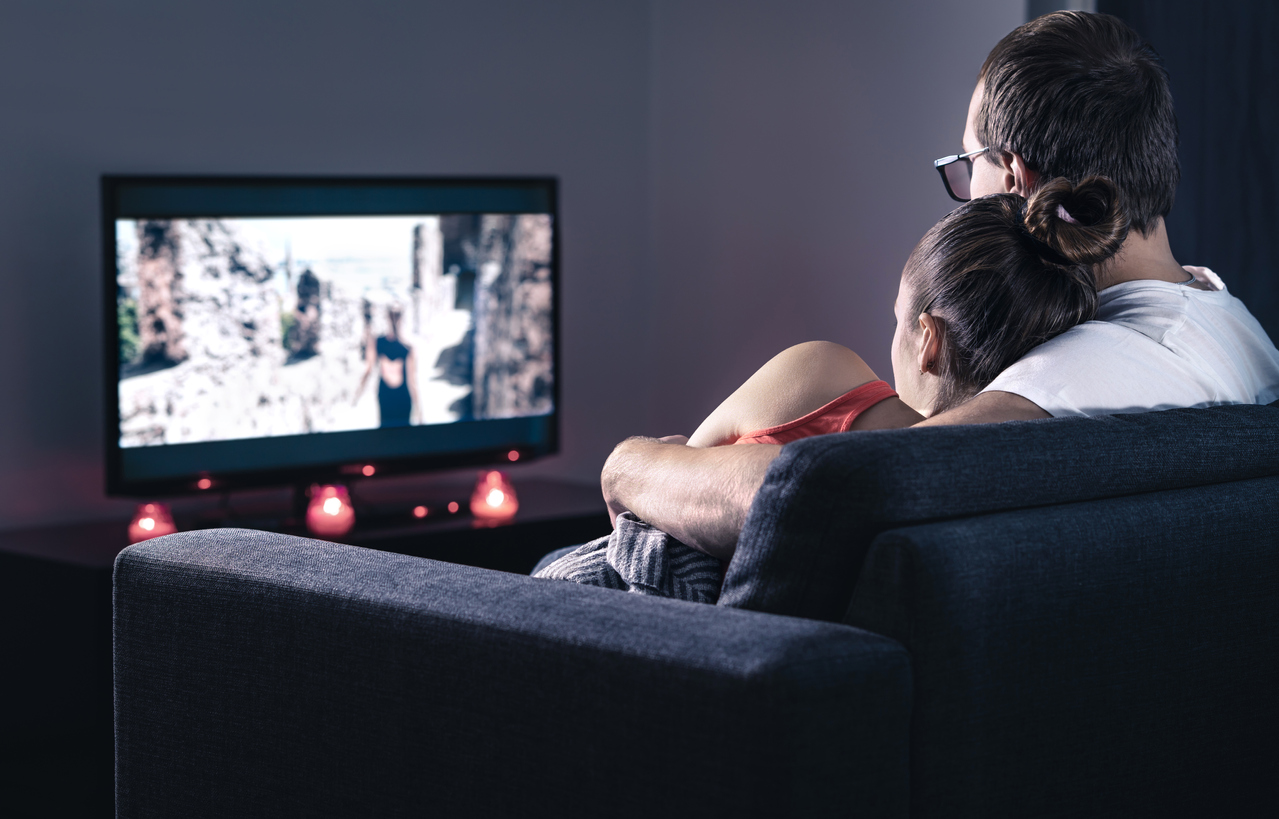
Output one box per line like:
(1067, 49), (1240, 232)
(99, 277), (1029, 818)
(117, 215), (553, 446)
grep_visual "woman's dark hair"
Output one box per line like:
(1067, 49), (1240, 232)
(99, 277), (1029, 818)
(905, 176), (1129, 414)
(976, 11), (1178, 236)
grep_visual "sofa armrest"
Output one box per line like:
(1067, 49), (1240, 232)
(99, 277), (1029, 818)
(115, 528), (911, 819)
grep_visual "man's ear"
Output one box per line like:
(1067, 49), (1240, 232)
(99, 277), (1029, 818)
(1008, 152), (1039, 197)
(916, 313), (945, 375)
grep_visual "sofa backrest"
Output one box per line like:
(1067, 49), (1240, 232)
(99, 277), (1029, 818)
(719, 401), (1279, 621)
(844, 473), (1279, 818)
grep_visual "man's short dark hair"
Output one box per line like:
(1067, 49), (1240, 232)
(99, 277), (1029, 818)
(976, 11), (1178, 235)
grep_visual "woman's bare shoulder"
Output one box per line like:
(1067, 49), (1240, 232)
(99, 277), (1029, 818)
(687, 341), (882, 447)
(744, 341), (880, 425)
(763, 341), (879, 392)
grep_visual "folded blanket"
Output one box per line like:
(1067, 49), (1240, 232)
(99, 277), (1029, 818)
(532, 512), (724, 604)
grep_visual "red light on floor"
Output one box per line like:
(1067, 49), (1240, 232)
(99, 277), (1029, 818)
(362, 464), (376, 477)
(447, 501), (459, 514)
(306, 484), (356, 538)
(471, 470), (519, 520)
(507, 450), (520, 462)
(128, 502), (177, 544)
(413, 505), (428, 518)
(196, 477), (213, 490)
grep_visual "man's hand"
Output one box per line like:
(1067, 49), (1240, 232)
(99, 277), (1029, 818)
(601, 436), (781, 559)
(605, 437), (689, 523)
(602, 436), (671, 526)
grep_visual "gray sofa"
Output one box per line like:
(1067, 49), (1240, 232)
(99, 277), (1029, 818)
(114, 402), (1279, 817)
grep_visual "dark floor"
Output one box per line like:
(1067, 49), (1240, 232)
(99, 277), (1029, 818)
(1, 551), (115, 817)
(1, 721), (114, 816)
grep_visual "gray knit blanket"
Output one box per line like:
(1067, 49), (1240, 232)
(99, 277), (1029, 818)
(532, 512), (725, 604)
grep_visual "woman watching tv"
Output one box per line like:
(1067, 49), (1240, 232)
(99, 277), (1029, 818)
(537, 176), (1130, 595)
(684, 175), (1128, 450)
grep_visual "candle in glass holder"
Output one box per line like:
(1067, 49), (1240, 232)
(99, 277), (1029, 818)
(470, 470), (519, 520)
(306, 484), (356, 538)
(128, 502), (178, 544)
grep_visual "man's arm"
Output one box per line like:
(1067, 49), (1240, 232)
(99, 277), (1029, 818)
(915, 389), (1050, 425)
(602, 391), (1048, 559)
(601, 437), (782, 560)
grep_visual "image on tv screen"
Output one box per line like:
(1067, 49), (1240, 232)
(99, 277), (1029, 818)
(115, 213), (553, 448)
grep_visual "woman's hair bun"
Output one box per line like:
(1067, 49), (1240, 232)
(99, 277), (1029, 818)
(1024, 175), (1130, 266)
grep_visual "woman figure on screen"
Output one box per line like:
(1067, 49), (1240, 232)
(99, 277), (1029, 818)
(354, 304), (419, 427)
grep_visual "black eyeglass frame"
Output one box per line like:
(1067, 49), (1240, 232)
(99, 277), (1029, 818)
(934, 146), (990, 202)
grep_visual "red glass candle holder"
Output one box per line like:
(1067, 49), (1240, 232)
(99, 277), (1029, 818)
(470, 470), (519, 520)
(306, 484), (356, 538)
(128, 502), (178, 544)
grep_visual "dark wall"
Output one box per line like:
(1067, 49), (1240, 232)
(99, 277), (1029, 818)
(0, 0), (1023, 531)
(1099, 1), (1279, 340)
(0, 0), (653, 527)
(642, 0), (1023, 436)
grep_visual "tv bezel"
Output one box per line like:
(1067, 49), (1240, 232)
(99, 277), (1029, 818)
(102, 174), (560, 498)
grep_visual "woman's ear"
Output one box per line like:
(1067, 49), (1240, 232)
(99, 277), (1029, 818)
(916, 313), (945, 376)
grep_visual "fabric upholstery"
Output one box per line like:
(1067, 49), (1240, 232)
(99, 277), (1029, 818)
(114, 528), (912, 819)
(848, 475), (1279, 818)
(722, 401), (1279, 621)
(113, 401), (1279, 818)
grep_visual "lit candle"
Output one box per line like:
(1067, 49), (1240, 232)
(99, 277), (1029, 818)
(470, 470), (519, 520)
(306, 484), (356, 538)
(128, 502), (178, 544)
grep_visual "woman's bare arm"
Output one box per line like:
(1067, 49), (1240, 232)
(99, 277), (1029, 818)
(604, 390), (1047, 558)
(687, 341), (881, 447)
(608, 340), (913, 557)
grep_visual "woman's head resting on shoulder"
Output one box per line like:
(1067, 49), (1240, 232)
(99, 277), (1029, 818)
(892, 175), (1129, 416)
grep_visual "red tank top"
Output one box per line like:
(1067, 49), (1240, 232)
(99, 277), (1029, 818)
(733, 380), (898, 445)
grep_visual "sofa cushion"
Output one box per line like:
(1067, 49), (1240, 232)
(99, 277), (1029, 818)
(719, 400), (1279, 621)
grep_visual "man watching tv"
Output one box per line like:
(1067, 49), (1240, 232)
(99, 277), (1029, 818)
(599, 11), (1279, 561)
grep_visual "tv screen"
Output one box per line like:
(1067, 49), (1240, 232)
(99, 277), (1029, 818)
(103, 176), (558, 496)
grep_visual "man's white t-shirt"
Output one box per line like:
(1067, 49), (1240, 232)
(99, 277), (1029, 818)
(982, 266), (1279, 416)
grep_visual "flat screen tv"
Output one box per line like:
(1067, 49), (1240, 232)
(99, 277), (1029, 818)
(103, 175), (558, 497)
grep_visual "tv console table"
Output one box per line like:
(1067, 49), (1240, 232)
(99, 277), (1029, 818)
(0, 477), (609, 815)
(1, 477), (609, 573)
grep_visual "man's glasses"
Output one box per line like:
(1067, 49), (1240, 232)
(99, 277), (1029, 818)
(934, 146), (989, 202)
